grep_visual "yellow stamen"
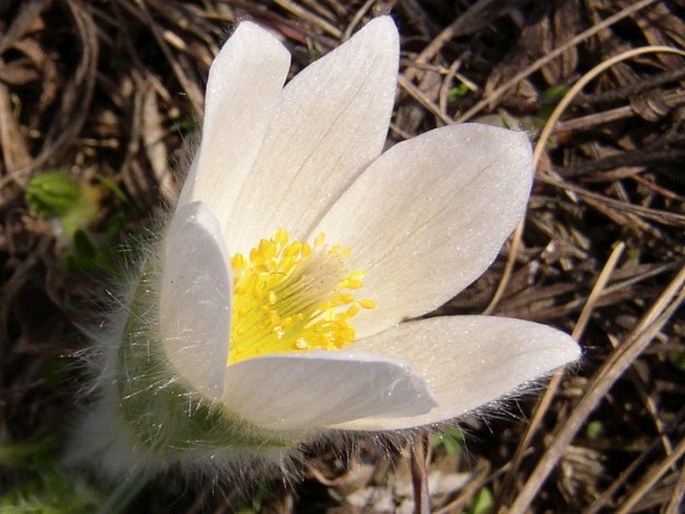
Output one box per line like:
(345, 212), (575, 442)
(227, 229), (374, 364)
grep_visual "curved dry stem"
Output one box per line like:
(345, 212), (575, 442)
(496, 241), (626, 508)
(509, 264), (685, 513)
(616, 438), (685, 514)
(481, 219), (524, 316)
(455, 0), (659, 122)
(484, 45), (685, 389)
(533, 45), (685, 169)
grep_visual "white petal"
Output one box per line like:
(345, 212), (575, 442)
(159, 202), (231, 399)
(221, 350), (436, 431)
(315, 123), (533, 338)
(227, 16), (399, 255)
(332, 316), (580, 430)
(179, 22), (291, 224)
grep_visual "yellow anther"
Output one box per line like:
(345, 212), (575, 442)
(232, 253), (245, 270)
(345, 305), (360, 318)
(341, 278), (363, 289)
(274, 227), (287, 244)
(336, 293), (355, 304)
(284, 241), (302, 257)
(227, 228), (376, 364)
(360, 299), (376, 309)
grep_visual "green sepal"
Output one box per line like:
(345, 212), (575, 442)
(430, 425), (464, 456)
(116, 265), (293, 456)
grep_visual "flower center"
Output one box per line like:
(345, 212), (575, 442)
(227, 228), (375, 364)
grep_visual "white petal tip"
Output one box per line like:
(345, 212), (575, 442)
(523, 326), (582, 374)
(335, 317), (582, 430)
(346, 15), (398, 49)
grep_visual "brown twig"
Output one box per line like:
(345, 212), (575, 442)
(509, 264), (685, 512)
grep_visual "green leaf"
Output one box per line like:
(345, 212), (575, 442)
(430, 425), (464, 455)
(448, 84), (471, 102)
(0, 469), (100, 514)
(94, 174), (130, 206)
(0, 437), (101, 514)
(27, 173), (133, 276)
(542, 84), (570, 99)
(26, 171), (101, 240)
(586, 420), (605, 439)
(105, 212), (126, 243)
(465, 487), (495, 514)
(72, 230), (97, 259)
(0, 438), (56, 469)
(26, 172), (82, 219)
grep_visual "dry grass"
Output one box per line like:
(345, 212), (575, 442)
(1, 0), (684, 512)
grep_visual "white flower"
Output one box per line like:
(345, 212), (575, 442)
(159, 17), (579, 432)
(70, 16), (579, 481)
